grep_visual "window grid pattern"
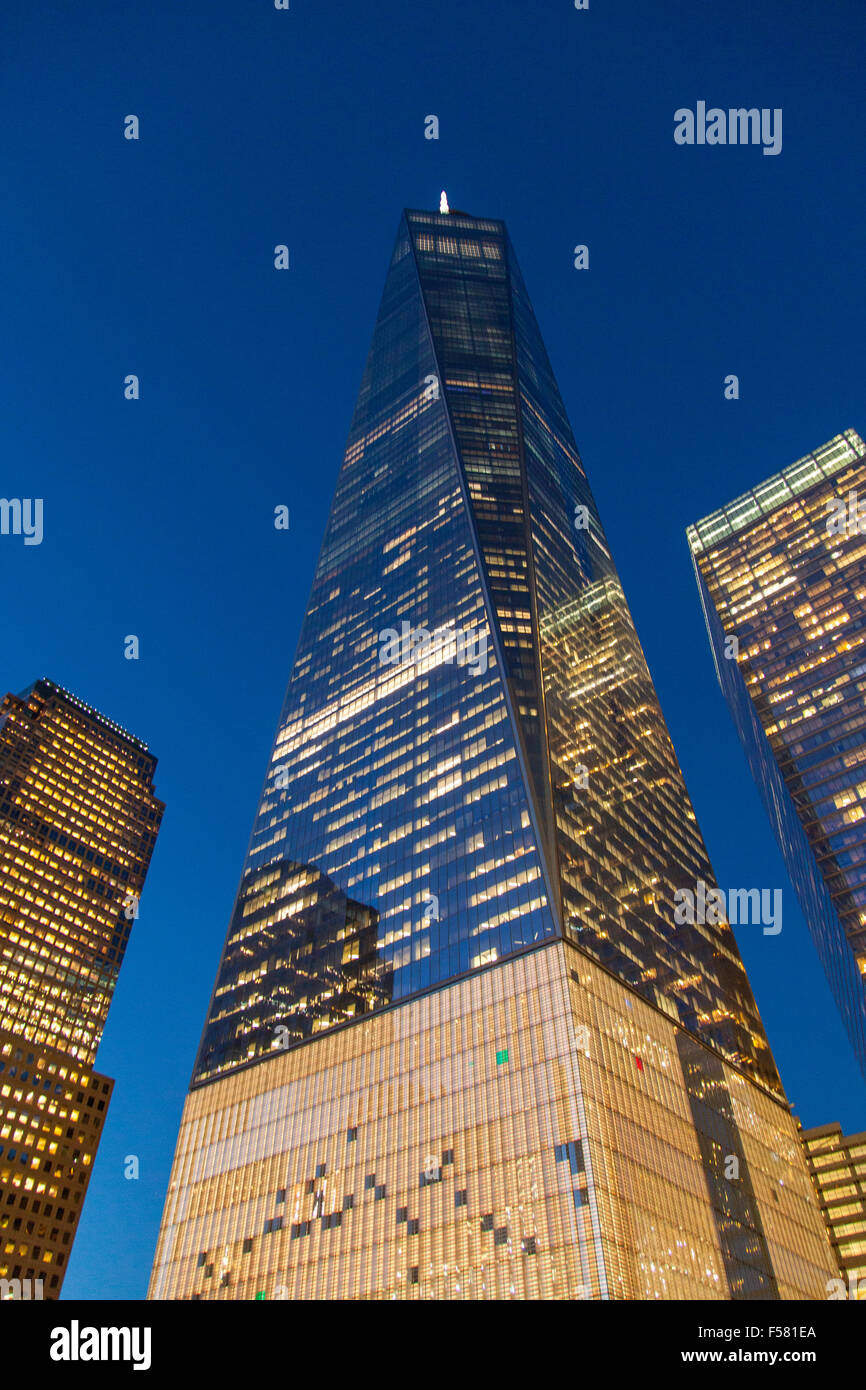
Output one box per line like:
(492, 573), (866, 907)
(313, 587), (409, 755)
(501, 240), (780, 1092)
(149, 944), (836, 1301)
(692, 443), (866, 1078)
(0, 679), (161, 1298)
(0, 681), (163, 1063)
(194, 221), (553, 1082)
(0, 1028), (112, 1298)
(801, 1122), (866, 1296)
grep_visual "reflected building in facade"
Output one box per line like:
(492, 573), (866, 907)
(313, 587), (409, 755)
(0, 679), (163, 1297)
(688, 431), (866, 1082)
(196, 859), (388, 1070)
(150, 207), (835, 1301)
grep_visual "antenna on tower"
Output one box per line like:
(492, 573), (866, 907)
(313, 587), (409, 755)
(439, 190), (450, 214)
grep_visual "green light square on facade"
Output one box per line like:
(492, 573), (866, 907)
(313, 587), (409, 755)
(495, 1049), (508, 1065)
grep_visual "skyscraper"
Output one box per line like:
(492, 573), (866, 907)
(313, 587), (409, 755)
(149, 207), (835, 1301)
(688, 431), (866, 1082)
(799, 1121), (866, 1299)
(0, 678), (163, 1297)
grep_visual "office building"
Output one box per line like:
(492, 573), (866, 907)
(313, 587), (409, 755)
(800, 1121), (866, 1298)
(689, 431), (866, 1080)
(0, 679), (163, 1297)
(150, 208), (835, 1300)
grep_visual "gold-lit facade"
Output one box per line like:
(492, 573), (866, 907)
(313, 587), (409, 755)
(689, 431), (866, 1080)
(151, 209), (836, 1298)
(0, 678), (163, 1295)
(800, 1121), (866, 1298)
(150, 943), (834, 1301)
(0, 1027), (111, 1299)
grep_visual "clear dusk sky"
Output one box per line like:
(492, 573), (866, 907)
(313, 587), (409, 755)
(2, 0), (865, 1298)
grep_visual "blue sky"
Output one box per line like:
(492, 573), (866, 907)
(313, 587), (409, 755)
(3, 0), (865, 1298)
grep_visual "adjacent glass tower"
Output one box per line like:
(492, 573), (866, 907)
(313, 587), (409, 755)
(0, 679), (163, 1297)
(149, 208), (836, 1301)
(688, 431), (866, 1082)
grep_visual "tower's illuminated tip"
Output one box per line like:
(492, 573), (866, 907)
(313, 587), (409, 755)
(439, 190), (449, 214)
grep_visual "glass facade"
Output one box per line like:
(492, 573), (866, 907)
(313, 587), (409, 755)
(689, 431), (866, 1080)
(151, 208), (838, 1300)
(194, 209), (778, 1096)
(0, 678), (163, 1296)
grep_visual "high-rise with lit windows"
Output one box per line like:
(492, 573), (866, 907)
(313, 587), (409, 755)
(800, 1122), (866, 1298)
(149, 206), (835, 1301)
(0, 678), (163, 1297)
(688, 431), (866, 1082)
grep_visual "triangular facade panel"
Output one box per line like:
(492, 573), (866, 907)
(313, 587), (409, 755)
(194, 219), (555, 1083)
